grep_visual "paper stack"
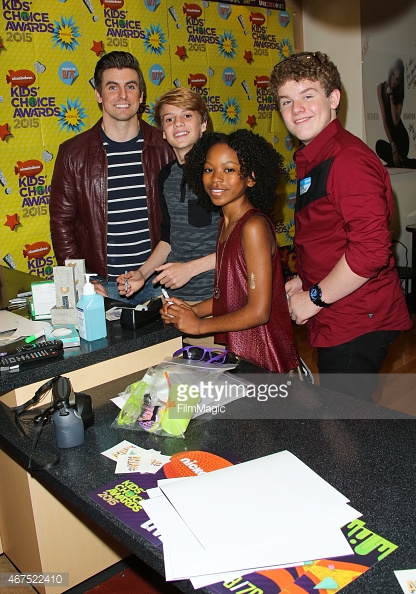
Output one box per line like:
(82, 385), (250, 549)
(141, 450), (362, 589)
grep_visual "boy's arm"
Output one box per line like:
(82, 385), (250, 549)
(154, 252), (215, 289)
(139, 241), (171, 281)
(289, 147), (390, 324)
(288, 254), (369, 324)
(117, 241), (171, 296)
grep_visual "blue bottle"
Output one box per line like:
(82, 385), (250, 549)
(76, 274), (107, 341)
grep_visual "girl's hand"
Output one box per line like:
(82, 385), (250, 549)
(160, 296), (189, 320)
(160, 297), (201, 333)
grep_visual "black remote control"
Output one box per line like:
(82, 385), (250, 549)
(0, 340), (64, 369)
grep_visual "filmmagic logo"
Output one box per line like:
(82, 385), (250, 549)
(176, 380), (291, 403)
(177, 402), (226, 416)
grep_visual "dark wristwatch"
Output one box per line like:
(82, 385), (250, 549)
(309, 284), (332, 308)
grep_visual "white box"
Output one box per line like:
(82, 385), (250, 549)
(30, 281), (55, 320)
(50, 306), (78, 326)
(53, 266), (77, 309)
(65, 259), (86, 301)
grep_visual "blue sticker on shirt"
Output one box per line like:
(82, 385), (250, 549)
(299, 177), (311, 195)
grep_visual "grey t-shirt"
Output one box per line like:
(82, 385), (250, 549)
(159, 160), (220, 301)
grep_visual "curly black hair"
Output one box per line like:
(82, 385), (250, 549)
(183, 129), (284, 214)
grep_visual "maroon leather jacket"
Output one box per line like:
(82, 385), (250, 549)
(49, 118), (174, 279)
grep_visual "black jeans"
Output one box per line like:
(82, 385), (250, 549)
(317, 330), (400, 401)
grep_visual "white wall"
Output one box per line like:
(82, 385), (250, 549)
(300, 0), (416, 262)
(301, 0), (363, 138)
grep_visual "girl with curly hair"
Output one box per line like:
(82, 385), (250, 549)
(161, 129), (300, 373)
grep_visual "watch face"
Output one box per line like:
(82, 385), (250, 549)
(310, 286), (319, 301)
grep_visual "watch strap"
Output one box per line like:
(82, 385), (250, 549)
(309, 284), (332, 308)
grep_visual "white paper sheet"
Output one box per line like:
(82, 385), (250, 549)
(141, 482), (360, 581)
(159, 450), (350, 554)
(0, 310), (50, 342)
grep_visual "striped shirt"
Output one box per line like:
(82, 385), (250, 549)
(102, 128), (151, 280)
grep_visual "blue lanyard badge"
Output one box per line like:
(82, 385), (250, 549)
(299, 177), (311, 195)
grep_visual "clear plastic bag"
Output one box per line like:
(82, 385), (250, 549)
(112, 358), (237, 438)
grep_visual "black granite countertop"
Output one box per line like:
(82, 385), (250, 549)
(0, 370), (414, 594)
(0, 316), (181, 394)
(1, 266), (182, 393)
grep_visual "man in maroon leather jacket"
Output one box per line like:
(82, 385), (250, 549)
(50, 51), (174, 302)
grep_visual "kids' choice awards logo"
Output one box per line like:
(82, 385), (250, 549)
(7, 66), (61, 119)
(254, 75), (275, 113)
(254, 75), (270, 89)
(23, 243), (54, 278)
(6, 69), (36, 88)
(183, 3), (202, 19)
(188, 73), (207, 88)
(15, 159), (43, 178)
(251, 15), (279, 51)
(102, 4), (167, 52)
(249, 12), (265, 26)
(184, 3), (227, 51)
(103, 6), (145, 39)
(23, 241), (51, 260)
(101, 0), (125, 8)
(15, 157), (50, 208)
(2, 1), (54, 34)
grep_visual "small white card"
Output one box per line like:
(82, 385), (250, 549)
(394, 569), (416, 593)
(101, 441), (171, 474)
(101, 440), (137, 461)
(115, 446), (154, 474)
(115, 447), (171, 474)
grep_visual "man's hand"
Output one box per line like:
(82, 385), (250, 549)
(116, 270), (145, 297)
(154, 262), (192, 290)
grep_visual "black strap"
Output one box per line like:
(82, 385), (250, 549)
(10, 376), (59, 416)
(10, 376), (62, 470)
(27, 407), (60, 470)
